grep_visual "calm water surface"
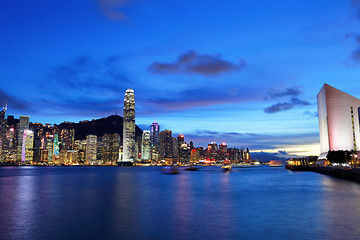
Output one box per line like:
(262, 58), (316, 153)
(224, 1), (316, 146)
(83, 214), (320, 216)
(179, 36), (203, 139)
(1, 166), (360, 240)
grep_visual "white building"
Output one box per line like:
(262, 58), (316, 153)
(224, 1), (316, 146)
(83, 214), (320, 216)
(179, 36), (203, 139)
(122, 89), (136, 162)
(141, 130), (151, 160)
(317, 84), (360, 160)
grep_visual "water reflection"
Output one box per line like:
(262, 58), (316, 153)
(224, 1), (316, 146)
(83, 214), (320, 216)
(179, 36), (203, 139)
(1, 167), (360, 240)
(320, 177), (360, 240)
(6, 171), (35, 240)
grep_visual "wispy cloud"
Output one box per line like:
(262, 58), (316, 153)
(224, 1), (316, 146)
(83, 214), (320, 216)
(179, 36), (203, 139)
(95, 0), (140, 21)
(0, 89), (29, 111)
(264, 97), (310, 113)
(303, 110), (318, 118)
(350, 35), (360, 63)
(351, 0), (360, 19)
(140, 85), (260, 114)
(265, 86), (302, 99)
(347, 1), (360, 63)
(148, 50), (246, 77)
(35, 55), (132, 116)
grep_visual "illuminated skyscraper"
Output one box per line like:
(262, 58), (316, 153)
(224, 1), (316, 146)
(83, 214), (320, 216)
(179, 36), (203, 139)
(177, 134), (184, 164)
(159, 130), (173, 160)
(317, 84), (360, 160)
(219, 143), (228, 160)
(207, 142), (218, 160)
(86, 134), (97, 163)
(150, 121), (159, 162)
(0, 105), (7, 161)
(122, 89), (136, 162)
(24, 130), (34, 162)
(141, 130), (151, 160)
(17, 116), (29, 161)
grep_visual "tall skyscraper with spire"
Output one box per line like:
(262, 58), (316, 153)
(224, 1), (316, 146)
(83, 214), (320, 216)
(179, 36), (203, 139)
(122, 89), (136, 162)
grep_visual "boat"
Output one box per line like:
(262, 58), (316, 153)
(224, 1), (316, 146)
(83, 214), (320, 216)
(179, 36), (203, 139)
(161, 166), (180, 174)
(268, 160), (284, 167)
(268, 164), (284, 167)
(117, 161), (134, 166)
(221, 165), (232, 172)
(185, 166), (199, 171)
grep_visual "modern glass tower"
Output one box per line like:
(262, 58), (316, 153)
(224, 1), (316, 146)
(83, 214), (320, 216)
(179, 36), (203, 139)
(141, 130), (151, 160)
(122, 89), (136, 162)
(86, 134), (97, 163)
(150, 121), (159, 162)
(0, 104), (7, 161)
(17, 116), (29, 162)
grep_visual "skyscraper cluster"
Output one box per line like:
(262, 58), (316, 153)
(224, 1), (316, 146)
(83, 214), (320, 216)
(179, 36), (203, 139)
(0, 89), (251, 165)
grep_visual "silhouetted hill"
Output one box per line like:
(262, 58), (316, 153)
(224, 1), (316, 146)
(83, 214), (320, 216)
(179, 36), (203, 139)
(57, 115), (143, 140)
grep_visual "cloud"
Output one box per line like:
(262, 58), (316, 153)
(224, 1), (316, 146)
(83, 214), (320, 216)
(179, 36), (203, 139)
(95, 0), (139, 21)
(265, 86), (302, 99)
(303, 110), (318, 118)
(351, 0), (360, 19)
(264, 97), (310, 113)
(0, 89), (29, 111)
(35, 55), (132, 116)
(347, 1), (360, 63)
(349, 35), (360, 62)
(139, 85), (260, 114)
(148, 50), (246, 77)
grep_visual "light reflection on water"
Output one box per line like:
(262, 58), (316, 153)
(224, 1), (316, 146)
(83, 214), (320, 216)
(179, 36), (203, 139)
(1, 166), (360, 240)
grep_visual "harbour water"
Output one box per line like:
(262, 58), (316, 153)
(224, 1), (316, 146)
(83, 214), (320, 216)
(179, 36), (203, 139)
(1, 166), (360, 240)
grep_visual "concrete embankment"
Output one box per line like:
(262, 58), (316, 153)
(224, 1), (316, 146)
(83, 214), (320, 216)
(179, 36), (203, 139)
(311, 167), (360, 182)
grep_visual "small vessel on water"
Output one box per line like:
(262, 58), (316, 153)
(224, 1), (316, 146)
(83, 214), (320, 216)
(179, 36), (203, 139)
(268, 160), (284, 167)
(221, 165), (232, 172)
(161, 166), (180, 174)
(185, 166), (199, 171)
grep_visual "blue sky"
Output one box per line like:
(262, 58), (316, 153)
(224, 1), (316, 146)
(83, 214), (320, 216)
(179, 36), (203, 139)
(1, 0), (360, 157)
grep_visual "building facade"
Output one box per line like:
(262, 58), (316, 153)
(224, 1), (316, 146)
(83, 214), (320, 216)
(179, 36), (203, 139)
(122, 89), (136, 162)
(317, 84), (360, 159)
(141, 130), (151, 161)
(17, 116), (29, 162)
(150, 121), (159, 162)
(86, 134), (97, 163)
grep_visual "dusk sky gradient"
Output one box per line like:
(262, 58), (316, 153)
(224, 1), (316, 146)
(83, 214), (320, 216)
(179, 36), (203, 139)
(1, 0), (360, 157)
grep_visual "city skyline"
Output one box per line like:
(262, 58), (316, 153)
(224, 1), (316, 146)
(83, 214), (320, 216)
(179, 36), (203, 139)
(1, 0), (360, 157)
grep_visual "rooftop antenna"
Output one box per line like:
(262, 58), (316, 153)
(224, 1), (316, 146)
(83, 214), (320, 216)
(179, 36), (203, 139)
(2, 98), (6, 111)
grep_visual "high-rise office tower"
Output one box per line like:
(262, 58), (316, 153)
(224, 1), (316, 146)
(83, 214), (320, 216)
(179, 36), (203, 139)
(24, 130), (34, 162)
(177, 134), (184, 164)
(219, 143), (227, 160)
(0, 104), (7, 161)
(86, 134), (97, 163)
(44, 135), (54, 163)
(150, 121), (159, 162)
(111, 133), (121, 162)
(60, 128), (75, 150)
(123, 89), (136, 162)
(17, 116), (29, 161)
(159, 130), (173, 160)
(141, 131), (151, 160)
(207, 142), (218, 160)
